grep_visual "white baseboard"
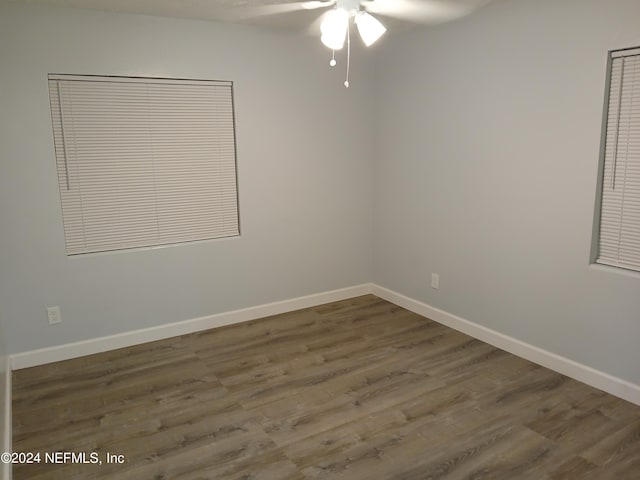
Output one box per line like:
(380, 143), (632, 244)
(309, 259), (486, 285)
(371, 284), (640, 406)
(10, 284), (373, 370)
(2, 357), (11, 480)
(9, 282), (640, 408)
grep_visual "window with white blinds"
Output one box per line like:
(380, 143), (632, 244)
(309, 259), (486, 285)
(48, 74), (239, 255)
(595, 48), (640, 272)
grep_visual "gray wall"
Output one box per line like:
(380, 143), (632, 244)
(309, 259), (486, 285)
(0, 2), (374, 353)
(374, 0), (640, 383)
(1, 0), (639, 390)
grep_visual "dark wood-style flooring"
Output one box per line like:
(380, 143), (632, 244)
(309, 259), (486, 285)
(12, 295), (640, 479)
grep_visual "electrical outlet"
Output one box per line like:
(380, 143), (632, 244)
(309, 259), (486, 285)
(47, 306), (62, 325)
(431, 273), (440, 290)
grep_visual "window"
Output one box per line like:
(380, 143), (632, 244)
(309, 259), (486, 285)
(48, 74), (239, 255)
(593, 48), (640, 272)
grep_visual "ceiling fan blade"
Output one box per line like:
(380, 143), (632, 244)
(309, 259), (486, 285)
(302, 1), (337, 10)
(223, 0), (334, 21)
(360, 0), (472, 24)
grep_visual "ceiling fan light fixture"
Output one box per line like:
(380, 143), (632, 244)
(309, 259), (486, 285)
(355, 11), (386, 46)
(320, 8), (349, 50)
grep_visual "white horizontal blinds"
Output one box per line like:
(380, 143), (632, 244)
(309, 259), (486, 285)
(597, 50), (640, 271)
(48, 75), (239, 255)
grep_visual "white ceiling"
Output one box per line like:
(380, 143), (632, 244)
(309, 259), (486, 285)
(8, 0), (496, 33)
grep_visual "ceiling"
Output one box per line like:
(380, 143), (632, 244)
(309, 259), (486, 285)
(8, 0), (496, 34)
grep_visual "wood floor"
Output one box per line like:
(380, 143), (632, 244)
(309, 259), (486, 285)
(12, 295), (640, 479)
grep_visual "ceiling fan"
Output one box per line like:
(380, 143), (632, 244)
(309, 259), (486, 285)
(232, 0), (473, 87)
(314, 0), (387, 88)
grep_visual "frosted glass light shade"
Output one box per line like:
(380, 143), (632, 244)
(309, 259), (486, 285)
(320, 8), (349, 50)
(355, 12), (386, 46)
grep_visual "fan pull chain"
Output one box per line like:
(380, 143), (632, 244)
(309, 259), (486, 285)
(330, 49), (336, 67)
(344, 24), (351, 88)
